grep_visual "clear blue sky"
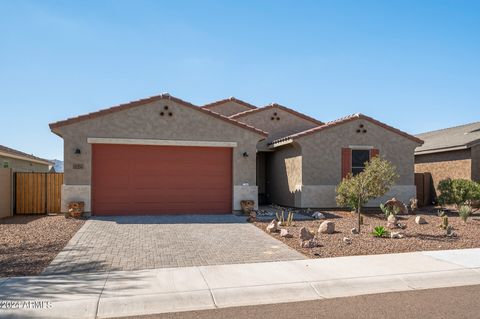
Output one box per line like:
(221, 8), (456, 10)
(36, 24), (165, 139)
(1, 0), (479, 160)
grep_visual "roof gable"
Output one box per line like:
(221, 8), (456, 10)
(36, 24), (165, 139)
(415, 121), (480, 154)
(49, 94), (267, 137)
(202, 97), (257, 111)
(230, 103), (324, 126)
(270, 113), (423, 146)
(200, 97), (257, 117)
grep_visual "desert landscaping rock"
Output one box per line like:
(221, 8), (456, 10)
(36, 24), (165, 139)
(343, 237), (352, 244)
(415, 216), (427, 224)
(266, 219), (278, 233)
(300, 239), (318, 248)
(280, 229), (293, 238)
(318, 221), (335, 234)
(390, 232), (403, 239)
(385, 197), (408, 215)
(387, 214), (397, 229)
(351, 228), (359, 235)
(254, 210), (480, 259)
(299, 226), (315, 240)
(312, 212), (326, 219)
(0, 215), (85, 277)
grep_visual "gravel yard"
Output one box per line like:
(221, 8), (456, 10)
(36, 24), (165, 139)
(254, 210), (480, 258)
(0, 215), (85, 277)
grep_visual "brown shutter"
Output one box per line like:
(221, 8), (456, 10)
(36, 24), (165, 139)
(341, 148), (352, 179)
(370, 148), (379, 158)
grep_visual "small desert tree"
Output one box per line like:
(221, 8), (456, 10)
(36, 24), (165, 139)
(336, 156), (398, 232)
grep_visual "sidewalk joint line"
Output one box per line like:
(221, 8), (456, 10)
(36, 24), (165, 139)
(95, 270), (111, 318)
(198, 267), (218, 309)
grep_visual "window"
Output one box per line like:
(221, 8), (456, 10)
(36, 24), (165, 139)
(2, 160), (9, 168)
(351, 149), (370, 175)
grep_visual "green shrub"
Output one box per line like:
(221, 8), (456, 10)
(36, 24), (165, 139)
(458, 205), (472, 223)
(370, 226), (389, 238)
(437, 179), (480, 208)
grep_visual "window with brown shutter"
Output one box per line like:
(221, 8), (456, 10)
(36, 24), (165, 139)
(341, 148), (352, 179)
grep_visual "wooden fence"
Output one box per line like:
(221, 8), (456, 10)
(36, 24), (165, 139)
(415, 172), (433, 207)
(15, 172), (63, 214)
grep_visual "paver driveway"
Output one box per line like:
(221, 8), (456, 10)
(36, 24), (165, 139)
(43, 215), (305, 275)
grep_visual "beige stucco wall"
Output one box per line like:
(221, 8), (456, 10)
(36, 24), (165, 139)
(205, 101), (254, 117)
(0, 156), (50, 173)
(267, 143), (302, 207)
(235, 106), (319, 141)
(54, 99), (264, 212)
(296, 118), (419, 207)
(0, 168), (12, 218)
(415, 149), (473, 196)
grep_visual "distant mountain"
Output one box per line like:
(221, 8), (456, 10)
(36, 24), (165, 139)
(51, 159), (64, 172)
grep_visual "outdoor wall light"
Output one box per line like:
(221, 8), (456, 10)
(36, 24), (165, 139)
(242, 152), (249, 157)
(74, 148), (81, 155)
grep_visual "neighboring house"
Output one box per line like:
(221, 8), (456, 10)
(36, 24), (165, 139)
(49, 93), (422, 215)
(0, 144), (53, 172)
(0, 145), (53, 218)
(415, 122), (480, 197)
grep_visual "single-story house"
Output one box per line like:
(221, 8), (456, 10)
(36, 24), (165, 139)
(49, 94), (423, 215)
(415, 121), (480, 197)
(0, 144), (53, 172)
(0, 145), (53, 218)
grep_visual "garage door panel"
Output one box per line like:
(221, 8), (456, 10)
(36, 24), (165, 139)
(92, 144), (232, 215)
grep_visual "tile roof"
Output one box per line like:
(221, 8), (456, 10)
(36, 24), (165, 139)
(230, 103), (324, 126)
(415, 121), (480, 154)
(0, 144), (53, 165)
(49, 93), (268, 137)
(201, 97), (257, 110)
(269, 113), (423, 146)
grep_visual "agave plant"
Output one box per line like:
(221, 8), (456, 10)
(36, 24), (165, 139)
(458, 205), (472, 223)
(370, 226), (389, 238)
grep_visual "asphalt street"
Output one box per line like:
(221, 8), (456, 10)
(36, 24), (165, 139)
(115, 285), (480, 319)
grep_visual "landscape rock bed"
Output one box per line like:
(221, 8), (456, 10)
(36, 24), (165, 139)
(0, 215), (85, 277)
(254, 210), (480, 258)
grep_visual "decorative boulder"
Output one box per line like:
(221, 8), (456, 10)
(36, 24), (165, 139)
(390, 232), (404, 239)
(299, 227), (315, 240)
(246, 210), (257, 223)
(384, 198), (408, 215)
(318, 221), (335, 234)
(300, 239), (318, 248)
(351, 227), (359, 235)
(387, 214), (397, 229)
(68, 201), (84, 218)
(409, 198), (418, 213)
(343, 237), (352, 244)
(415, 216), (427, 225)
(240, 200), (255, 215)
(266, 219), (278, 233)
(312, 211), (326, 219)
(280, 229), (293, 238)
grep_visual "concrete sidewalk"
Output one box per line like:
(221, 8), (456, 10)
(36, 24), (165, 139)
(1, 248), (480, 319)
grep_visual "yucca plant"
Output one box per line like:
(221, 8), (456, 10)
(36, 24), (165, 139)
(458, 205), (471, 223)
(370, 226), (389, 238)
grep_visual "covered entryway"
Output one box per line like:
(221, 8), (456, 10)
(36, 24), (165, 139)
(92, 144), (232, 215)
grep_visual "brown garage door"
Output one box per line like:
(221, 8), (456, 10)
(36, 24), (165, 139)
(92, 144), (232, 215)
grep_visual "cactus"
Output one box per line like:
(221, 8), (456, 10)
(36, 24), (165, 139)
(440, 215), (449, 230)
